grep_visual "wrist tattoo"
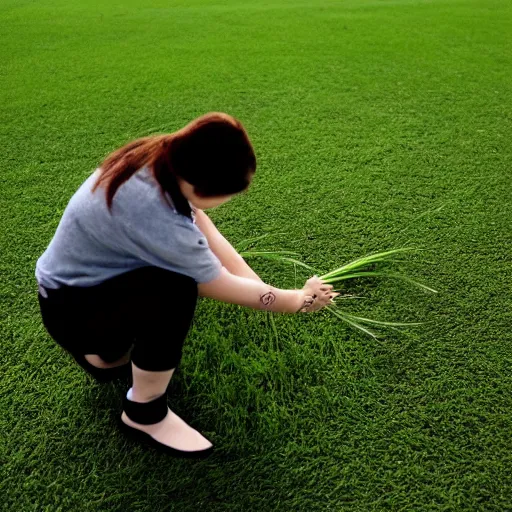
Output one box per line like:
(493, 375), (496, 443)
(260, 291), (276, 307)
(302, 296), (315, 311)
(296, 296), (315, 313)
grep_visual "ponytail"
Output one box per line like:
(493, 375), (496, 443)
(93, 134), (192, 217)
(93, 112), (256, 218)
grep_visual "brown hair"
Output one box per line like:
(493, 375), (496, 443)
(93, 112), (256, 217)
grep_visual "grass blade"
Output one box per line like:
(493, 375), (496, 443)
(325, 306), (379, 338)
(267, 311), (280, 349)
(335, 310), (425, 327)
(240, 250), (300, 258)
(395, 203), (447, 239)
(320, 248), (418, 279)
(322, 271), (438, 293)
(241, 251), (318, 272)
(235, 233), (272, 253)
(332, 295), (366, 300)
(235, 231), (289, 252)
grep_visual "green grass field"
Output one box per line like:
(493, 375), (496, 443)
(1, 0), (511, 510)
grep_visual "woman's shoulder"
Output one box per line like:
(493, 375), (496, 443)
(111, 166), (162, 207)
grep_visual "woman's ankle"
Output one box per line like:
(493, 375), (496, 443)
(128, 387), (166, 404)
(130, 365), (176, 403)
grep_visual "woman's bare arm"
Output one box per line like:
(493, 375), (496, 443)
(194, 209), (263, 282)
(198, 267), (304, 313)
(194, 210), (338, 312)
(198, 268), (337, 314)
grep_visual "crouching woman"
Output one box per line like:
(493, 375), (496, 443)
(35, 113), (336, 458)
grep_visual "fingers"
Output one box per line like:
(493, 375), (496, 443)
(306, 278), (333, 292)
(299, 291), (341, 313)
(301, 277), (338, 312)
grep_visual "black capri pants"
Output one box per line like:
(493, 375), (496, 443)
(38, 267), (198, 372)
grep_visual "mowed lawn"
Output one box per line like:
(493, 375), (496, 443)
(1, 0), (511, 510)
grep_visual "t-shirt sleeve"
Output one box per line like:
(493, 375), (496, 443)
(120, 208), (222, 284)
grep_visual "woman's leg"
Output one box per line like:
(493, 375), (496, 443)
(38, 287), (133, 381)
(121, 365), (212, 452)
(112, 267), (212, 454)
(39, 266), (212, 453)
(84, 353), (131, 369)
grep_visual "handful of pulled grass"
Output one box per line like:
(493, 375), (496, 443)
(237, 235), (437, 339)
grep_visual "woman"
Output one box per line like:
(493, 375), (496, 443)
(36, 112), (337, 458)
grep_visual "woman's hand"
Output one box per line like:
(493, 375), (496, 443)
(297, 276), (339, 313)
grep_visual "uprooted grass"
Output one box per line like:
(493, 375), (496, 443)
(240, 244), (437, 337)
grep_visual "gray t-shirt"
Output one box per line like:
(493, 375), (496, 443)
(36, 167), (222, 289)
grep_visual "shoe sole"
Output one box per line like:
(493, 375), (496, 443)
(118, 418), (214, 459)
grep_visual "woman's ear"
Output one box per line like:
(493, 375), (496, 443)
(177, 178), (195, 201)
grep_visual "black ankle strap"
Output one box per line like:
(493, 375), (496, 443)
(123, 393), (168, 425)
